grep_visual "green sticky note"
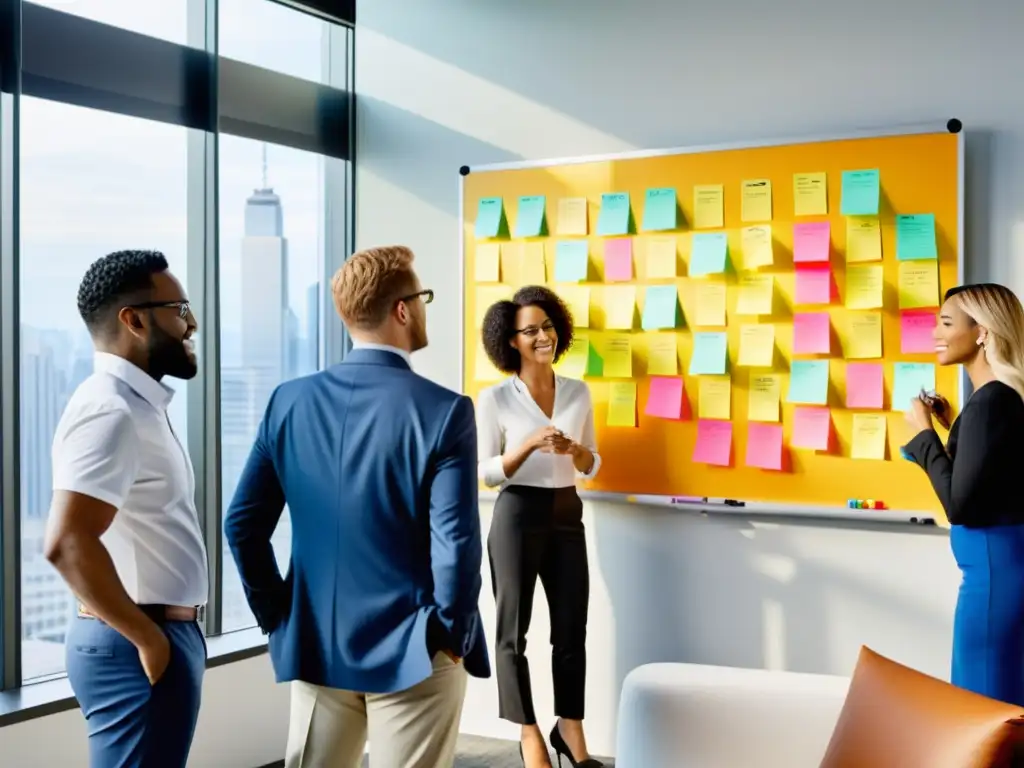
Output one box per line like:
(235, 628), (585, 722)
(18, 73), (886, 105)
(690, 233), (728, 276)
(475, 197), (503, 238)
(642, 187), (677, 231)
(896, 214), (938, 261)
(840, 170), (880, 216)
(514, 195), (546, 238)
(641, 285), (678, 330)
(559, 336), (603, 378)
(689, 332), (728, 375)
(892, 362), (936, 412)
(597, 192), (630, 236)
(787, 360), (829, 404)
(554, 240), (589, 282)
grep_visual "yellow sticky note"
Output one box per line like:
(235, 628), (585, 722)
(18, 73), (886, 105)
(694, 184), (724, 229)
(559, 285), (591, 328)
(738, 324), (775, 367)
(557, 334), (596, 378)
(475, 243), (501, 282)
(741, 225), (774, 269)
(603, 335), (633, 378)
(793, 172), (828, 216)
(607, 382), (638, 427)
(698, 375), (732, 420)
(646, 237), (677, 278)
(474, 344), (503, 382)
(557, 197), (588, 235)
(603, 286), (636, 329)
(845, 264), (884, 309)
(846, 217), (882, 263)
(840, 312), (882, 359)
(695, 281), (727, 326)
(898, 261), (940, 309)
(736, 274), (774, 316)
(851, 413), (887, 460)
(520, 242), (547, 285)
(647, 334), (678, 375)
(748, 374), (781, 422)
(475, 285), (513, 326)
(741, 179), (772, 222)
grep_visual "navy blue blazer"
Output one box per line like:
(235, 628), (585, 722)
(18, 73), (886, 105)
(224, 348), (490, 693)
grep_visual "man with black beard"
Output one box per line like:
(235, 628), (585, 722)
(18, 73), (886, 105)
(44, 250), (208, 768)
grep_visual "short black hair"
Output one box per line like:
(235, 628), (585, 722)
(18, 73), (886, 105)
(77, 249), (169, 336)
(481, 285), (575, 373)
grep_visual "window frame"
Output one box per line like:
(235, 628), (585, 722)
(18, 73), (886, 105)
(0, 0), (354, 698)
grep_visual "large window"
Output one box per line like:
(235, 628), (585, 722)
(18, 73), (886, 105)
(0, 0), (352, 692)
(219, 136), (323, 632)
(18, 97), (190, 682)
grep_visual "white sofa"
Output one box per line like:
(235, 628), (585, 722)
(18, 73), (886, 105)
(615, 663), (851, 768)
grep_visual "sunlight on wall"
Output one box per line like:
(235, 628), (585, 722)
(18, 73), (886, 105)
(357, 28), (635, 160)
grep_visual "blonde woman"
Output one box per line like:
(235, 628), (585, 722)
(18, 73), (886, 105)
(902, 283), (1024, 705)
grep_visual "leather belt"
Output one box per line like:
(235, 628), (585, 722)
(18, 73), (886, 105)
(78, 603), (204, 623)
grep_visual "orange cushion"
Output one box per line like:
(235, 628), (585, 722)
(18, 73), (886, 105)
(820, 646), (1024, 767)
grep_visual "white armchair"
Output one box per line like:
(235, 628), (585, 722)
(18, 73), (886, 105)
(615, 662), (851, 768)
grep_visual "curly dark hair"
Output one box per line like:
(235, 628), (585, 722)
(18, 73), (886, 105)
(77, 249), (169, 337)
(481, 285), (575, 373)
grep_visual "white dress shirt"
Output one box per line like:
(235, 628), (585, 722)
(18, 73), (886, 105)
(350, 340), (412, 367)
(476, 375), (602, 489)
(51, 352), (208, 607)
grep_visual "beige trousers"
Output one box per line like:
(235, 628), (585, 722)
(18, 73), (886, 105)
(284, 653), (468, 768)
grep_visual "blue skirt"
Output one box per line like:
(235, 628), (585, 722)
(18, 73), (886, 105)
(951, 524), (1024, 706)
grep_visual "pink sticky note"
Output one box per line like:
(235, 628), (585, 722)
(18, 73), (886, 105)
(793, 221), (831, 263)
(793, 312), (831, 354)
(693, 420), (732, 466)
(901, 310), (937, 354)
(604, 239), (633, 281)
(845, 362), (884, 408)
(792, 406), (831, 450)
(746, 423), (783, 470)
(645, 377), (685, 420)
(795, 265), (832, 305)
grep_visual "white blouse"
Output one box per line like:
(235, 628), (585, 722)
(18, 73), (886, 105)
(476, 375), (602, 489)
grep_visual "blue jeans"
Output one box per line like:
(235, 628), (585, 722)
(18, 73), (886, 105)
(66, 616), (206, 768)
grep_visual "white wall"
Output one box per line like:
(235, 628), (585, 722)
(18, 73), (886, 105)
(355, 0), (1024, 756)
(0, 654), (289, 767)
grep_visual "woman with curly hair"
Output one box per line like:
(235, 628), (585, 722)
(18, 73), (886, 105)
(476, 285), (603, 768)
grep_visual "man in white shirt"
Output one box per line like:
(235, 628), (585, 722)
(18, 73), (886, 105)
(44, 250), (209, 768)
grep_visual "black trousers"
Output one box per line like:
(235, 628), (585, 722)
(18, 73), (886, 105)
(488, 485), (589, 725)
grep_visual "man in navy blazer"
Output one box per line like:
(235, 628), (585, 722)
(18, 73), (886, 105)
(224, 245), (489, 768)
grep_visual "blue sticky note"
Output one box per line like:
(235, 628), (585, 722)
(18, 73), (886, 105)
(896, 214), (938, 261)
(641, 285), (678, 330)
(840, 170), (880, 216)
(690, 233), (728, 276)
(554, 240), (589, 282)
(689, 332), (728, 375)
(892, 362), (936, 412)
(475, 197), (503, 238)
(642, 187), (677, 231)
(514, 195), (546, 238)
(597, 192), (631, 236)
(787, 360), (829, 404)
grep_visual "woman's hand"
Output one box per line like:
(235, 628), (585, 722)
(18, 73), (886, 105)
(926, 393), (952, 430)
(905, 397), (935, 434)
(527, 426), (563, 452)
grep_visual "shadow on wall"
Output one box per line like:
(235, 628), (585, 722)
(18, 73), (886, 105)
(591, 505), (954, 697)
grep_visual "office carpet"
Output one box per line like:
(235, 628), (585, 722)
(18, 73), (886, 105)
(260, 734), (615, 766)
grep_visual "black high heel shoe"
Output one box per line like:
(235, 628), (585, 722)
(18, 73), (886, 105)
(549, 723), (604, 768)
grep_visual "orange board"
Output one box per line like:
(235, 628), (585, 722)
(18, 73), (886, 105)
(462, 131), (962, 518)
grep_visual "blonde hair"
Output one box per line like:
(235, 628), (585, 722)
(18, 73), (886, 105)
(951, 283), (1024, 399)
(331, 245), (417, 330)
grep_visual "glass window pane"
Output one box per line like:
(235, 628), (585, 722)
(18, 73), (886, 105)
(219, 0), (328, 84)
(219, 136), (323, 633)
(30, 1), (189, 46)
(19, 97), (189, 682)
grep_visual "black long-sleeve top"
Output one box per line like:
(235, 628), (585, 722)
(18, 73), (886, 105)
(903, 380), (1024, 527)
